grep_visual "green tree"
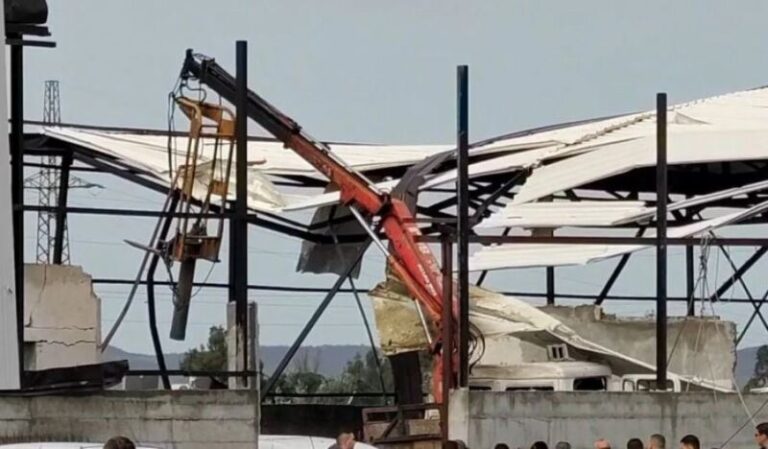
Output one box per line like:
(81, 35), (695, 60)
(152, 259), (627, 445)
(180, 325), (227, 373)
(746, 345), (768, 390)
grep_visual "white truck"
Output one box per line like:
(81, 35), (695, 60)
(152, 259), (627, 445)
(468, 362), (695, 392)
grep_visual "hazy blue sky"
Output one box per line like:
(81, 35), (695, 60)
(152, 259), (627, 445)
(19, 0), (768, 355)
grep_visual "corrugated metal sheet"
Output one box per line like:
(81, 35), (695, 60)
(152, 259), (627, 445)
(480, 179), (768, 229)
(469, 200), (768, 271)
(514, 129), (768, 205)
(44, 127), (449, 179)
(478, 201), (648, 228)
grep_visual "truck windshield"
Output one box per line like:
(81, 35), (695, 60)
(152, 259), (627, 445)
(573, 376), (607, 391)
(505, 386), (554, 392)
(637, 379), (674, 391)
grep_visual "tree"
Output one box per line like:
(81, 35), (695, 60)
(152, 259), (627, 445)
(180, 325), (227, 373)
(320, 349), (394, 405)
(746, 345), (768, 390)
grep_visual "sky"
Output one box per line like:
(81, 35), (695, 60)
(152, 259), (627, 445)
(17, 0), (768, 355)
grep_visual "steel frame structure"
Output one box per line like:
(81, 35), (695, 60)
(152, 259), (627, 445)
(9, 42), (768, 413)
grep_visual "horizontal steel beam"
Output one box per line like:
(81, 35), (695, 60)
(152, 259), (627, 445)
(91, 277), (767, 303)
(419, 235), (768, 246)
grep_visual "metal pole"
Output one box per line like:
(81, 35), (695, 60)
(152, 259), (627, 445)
(10, 40), (24, 378)
(53, 149), (72, 264)
(686, 243), (695, 316)
(441, 235), (453, 446)
(146, 192), (180, 390)
(546, 267), (555, 306)
(456, 65), (470, 388)
(656, 92), (668, 390)
(235, 40), (249, 385)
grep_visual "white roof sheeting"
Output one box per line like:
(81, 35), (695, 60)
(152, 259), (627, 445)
(43, 127), (448, 213)
(477, 201), (648, 228)
(514, 129), (768, 205)
(479, 179), (768, 230)
(469, 199), (768, 271)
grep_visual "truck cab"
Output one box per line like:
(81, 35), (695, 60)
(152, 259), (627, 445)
(616, 374), (682, 392)
(469, 361), (612, 392)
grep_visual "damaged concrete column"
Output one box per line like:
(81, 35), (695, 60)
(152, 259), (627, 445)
(228, 301), (259, 390)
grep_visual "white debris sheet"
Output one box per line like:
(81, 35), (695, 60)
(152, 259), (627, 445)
(40, 85), (768, 272)
(469, 199), (768, 271)
(369, 276), (732, 392)
(42, 126), (450, 213)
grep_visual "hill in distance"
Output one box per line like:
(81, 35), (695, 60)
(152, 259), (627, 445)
(104, 344), (370, 378)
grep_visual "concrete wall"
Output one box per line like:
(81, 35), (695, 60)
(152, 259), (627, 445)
(543, 305), (736, 385)
(478, 305), (735, 387)
(449, 390), (765, 449)
(24, 264), (101, 370)
(0, 391), (259, 449)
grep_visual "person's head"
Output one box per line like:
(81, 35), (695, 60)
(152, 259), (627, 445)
(680, 435), (700, 449)
(337, 432), (355, 449)
(555, 442), (571, 449)
(104, 436), (136, 449)
(649, 434), (666, 449)
(595, 439), (612, 449)
(628, 438), (644, 449)
(756, 423), (768, 447)
(494, 444), (511, 449)
(532, 441), (549, 449)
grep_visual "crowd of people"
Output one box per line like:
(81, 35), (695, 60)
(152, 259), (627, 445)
(494, 424), (768, 449)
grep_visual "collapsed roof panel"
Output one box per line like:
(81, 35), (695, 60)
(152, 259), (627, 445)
(469, 199), (768, 271)
(368, 276), (732, 391)
(479, 179), (768, 230)
(514, 129), (768, 205)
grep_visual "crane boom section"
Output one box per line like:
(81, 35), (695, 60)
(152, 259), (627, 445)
(178, 50), (459, 371)
(180, 50), (384, 214)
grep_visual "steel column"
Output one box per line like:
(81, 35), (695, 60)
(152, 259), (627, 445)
(146, 192), (180, 390)
(546, 267), (555, 305)
(52, 149), (72, 264)
(10, 40), (24, 378)
(234, 41), (250, 384)
(440, 236), (453, 447)
(456, 65), (470, 388)
(656, 93), (668, 390)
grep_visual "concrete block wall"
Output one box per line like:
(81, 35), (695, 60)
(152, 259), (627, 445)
(24, 264), (101, 370)
(449, 390), (766, 449)
(0, 391), (259, 449)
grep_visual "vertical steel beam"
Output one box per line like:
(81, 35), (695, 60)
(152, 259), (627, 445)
(234, 41), (249, 385)
(546, 267), (555, 305)
(440, 235), (453, 446)
(10, 40), (24, 378)
(685, 245), (695, 316)
(53, 149), (72, 264)
(656, 93), (668, 390)
(456, 65), (470, 388)
(146, 192), (180, 390)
